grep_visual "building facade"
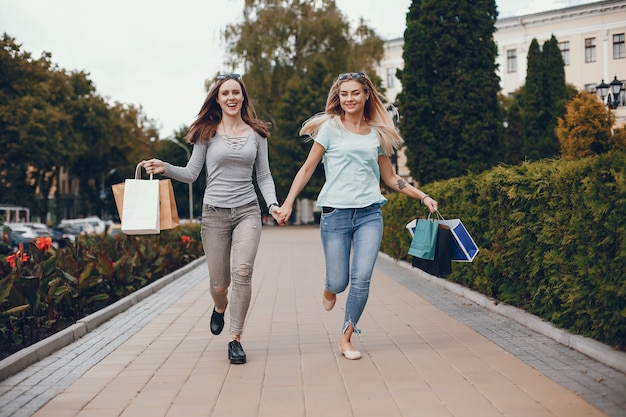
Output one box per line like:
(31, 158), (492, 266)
(377, 0), (626, 123)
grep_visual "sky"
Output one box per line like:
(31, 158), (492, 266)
(0, 0), (598, 138)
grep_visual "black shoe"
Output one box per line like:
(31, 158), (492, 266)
(228, 340), (246, 364)
(210, 306), (225, 335)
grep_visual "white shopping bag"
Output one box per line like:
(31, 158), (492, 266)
(121, 164), (160, 235)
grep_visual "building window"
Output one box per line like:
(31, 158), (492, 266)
(386, 67), (395, 88)
(507, 49), (517, 73)
(584, 83), (597, 93)
(585, 37), (596, 63)
(614, 33), (625, 59)
(559, 41), (570, 66)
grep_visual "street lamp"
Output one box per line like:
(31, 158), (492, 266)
(168, 138), (194, 221)
(100, 168), (117, 219)
(596, 76), (623, 109)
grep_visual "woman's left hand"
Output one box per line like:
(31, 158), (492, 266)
(423, 196), (438, 213)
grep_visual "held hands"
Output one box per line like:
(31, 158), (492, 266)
(140, 159), (166, 175)
(270, 205), (292, 226)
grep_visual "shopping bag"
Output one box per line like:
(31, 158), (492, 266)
(411, 224), (452, 277)
(407, 218), (438, 260)
(112, 182), (125, 218)
(115, 164), (160, 235)
(435, 213), (479, 262)
(112, 175), (180, 231)
(159, 179), (180, 230)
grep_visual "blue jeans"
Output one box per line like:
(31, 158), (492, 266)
(320, 204), (383, 335)
(201, 201), (262, 336)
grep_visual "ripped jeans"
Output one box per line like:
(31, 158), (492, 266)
(320, 204), (383, 335)
(201, 200), (262, 336)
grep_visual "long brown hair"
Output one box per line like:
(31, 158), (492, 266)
(185, 75), (270, 144)
(300, 72), (403, 155)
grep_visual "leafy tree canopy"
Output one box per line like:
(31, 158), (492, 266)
(222, 0), (385, 200)
(0, 34), (156, 222)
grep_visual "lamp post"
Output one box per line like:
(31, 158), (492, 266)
(168, 138), (193, 221)
(99, 168), (116, 219)
(386, 103), (400, 174)
(596, 76), (623, 109)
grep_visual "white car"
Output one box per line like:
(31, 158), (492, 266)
(6, 223), (40, 239)
(58, 216), (105, 234)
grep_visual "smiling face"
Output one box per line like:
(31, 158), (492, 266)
(216, 79), (244, 118)
(338, 80), (369, 117)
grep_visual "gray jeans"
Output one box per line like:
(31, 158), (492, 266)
(201, 201), (262, 336)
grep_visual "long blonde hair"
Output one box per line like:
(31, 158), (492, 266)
(299, 72), (403, 155)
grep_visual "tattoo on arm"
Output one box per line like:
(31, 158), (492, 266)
(396, 179), (407, 190)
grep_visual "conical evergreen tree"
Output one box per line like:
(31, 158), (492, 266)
(541, 35), (567, 156)
(505, 100), (525, 164)
(522, 38), (544, 160)
(397, 0), (504, 184)
(522, 35), (570, 160)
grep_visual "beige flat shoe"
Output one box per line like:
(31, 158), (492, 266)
(339, 343), (362, 360)
(322, 292), (336, 311)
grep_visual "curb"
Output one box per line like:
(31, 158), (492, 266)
(381, 253), (626, 375)
(0, 257), (206, 381)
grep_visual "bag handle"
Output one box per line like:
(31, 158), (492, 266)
(134, 163), (154, 180)
(427, 209), (445, 221)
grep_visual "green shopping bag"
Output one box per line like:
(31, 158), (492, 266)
(407, 218), (438, 260)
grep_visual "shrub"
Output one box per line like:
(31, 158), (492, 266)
(382, 151), (626, 349)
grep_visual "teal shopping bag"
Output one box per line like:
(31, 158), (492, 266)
(407, 218), (438, 260)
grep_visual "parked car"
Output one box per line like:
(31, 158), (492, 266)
(58, 216), (106, 234)
(106, 223), (123, 236)
(53, 225), (80, 244)
(5, 223), (40, 248)
(1, 223), (13, 254)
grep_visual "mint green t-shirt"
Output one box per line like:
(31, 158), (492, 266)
(314, 119), (386, 208)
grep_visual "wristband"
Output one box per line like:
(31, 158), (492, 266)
(268, 203), (279, 212)
(421, 194), (430, 205)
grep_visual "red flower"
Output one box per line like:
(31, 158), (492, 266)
(7, 254), (16, 268)
(181, 235), (191, 244)
(7, 243), (29, 268)
(36, 236), (53, 252)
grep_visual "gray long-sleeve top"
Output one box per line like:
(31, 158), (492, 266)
(163, 130), (278, 209)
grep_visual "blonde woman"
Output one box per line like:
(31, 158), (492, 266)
(276, 72), (438, 359)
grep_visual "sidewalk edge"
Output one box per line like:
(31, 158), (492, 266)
(382, 253), (626, 374)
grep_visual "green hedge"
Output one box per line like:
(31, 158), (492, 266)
(381, 151), (626, 350)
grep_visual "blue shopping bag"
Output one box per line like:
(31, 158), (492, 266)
(436, 217), (479, 262)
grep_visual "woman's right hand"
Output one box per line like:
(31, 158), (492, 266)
(275, 205), (292, 226)
(141, 159), (166, 175)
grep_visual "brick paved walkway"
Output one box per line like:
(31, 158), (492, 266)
(1, 226), (624, 417)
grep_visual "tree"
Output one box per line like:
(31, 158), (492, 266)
(0, 34), (156, 222)
(556, 92), (626, 159)
(521, 35), (571, 160)
(223, 0), (385, 201)
(505, 100), (525, 164)
(0, 35), (80, 219)
(397, 0), (504, 185)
